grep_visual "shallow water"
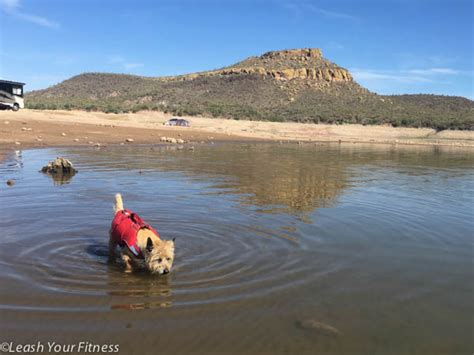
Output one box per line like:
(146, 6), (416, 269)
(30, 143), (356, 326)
(0, 143), (473, 355)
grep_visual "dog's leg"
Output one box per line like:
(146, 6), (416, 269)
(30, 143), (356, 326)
(121, 253), (133, 273)
(108, 235), (118, 262)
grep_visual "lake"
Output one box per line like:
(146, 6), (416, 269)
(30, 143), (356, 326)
(0, 143), (472, 355)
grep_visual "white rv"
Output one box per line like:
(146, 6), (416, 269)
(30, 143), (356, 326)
(0, 80), (25, 111)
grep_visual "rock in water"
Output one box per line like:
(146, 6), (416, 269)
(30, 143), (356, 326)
(6, 179), (15, 187)
(295, 319), (341, 336)
(41, 157), (78, 175)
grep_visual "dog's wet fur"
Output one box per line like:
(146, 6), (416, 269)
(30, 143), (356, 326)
(109, 194), (175, 274)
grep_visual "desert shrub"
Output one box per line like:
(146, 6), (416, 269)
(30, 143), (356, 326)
(23, 72), (473, 130)
(104, 105), (120, 114)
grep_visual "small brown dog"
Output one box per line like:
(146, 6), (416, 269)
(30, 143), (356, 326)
(109, 194), (175, 274)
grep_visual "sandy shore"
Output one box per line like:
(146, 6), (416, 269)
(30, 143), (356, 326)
(1, 109), (473, 158)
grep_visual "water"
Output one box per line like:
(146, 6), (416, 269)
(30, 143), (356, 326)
(0, 143), (472, 355)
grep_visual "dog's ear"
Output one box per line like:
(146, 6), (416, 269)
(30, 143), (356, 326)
(146, 237), (154, 252)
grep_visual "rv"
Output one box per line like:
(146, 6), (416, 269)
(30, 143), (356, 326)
(0, 80), (25, 111)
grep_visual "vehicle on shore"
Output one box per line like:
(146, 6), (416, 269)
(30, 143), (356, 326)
(0, 80), (25, 111)
(164, 118), (191, 127)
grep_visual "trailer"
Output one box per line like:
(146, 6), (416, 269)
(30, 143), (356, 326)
(0, 80), (25, 111)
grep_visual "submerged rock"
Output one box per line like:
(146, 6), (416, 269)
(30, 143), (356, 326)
(41, 157), (78, 175)
(6, 179), (15, 187)
(295, 319), (341, 336)
(41, 157), (77, 185)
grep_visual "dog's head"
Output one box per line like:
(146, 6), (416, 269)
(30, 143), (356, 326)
(144, 237), (175, 275)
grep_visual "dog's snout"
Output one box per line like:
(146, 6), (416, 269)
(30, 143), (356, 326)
(163, 268), (169, 274)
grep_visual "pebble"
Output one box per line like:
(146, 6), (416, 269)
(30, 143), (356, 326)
(14, 141), (21, 145)
(176, 139), (185, 144)
(160, 136), (167, 142)
(61, 132), (67, 136)
(88, 141), (94, 145)
(36, 138), (43, 142)
(73, 138), (79, 142)
(125, 138), (134, 143)
(6, 179), (15, 187)
(188, 146), (195, 151)
(4, 121), (10, 124)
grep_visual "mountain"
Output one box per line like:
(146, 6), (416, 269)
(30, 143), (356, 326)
(26, 48), (473, 130)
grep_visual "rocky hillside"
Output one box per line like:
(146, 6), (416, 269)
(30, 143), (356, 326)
(27, 48), (474, 130)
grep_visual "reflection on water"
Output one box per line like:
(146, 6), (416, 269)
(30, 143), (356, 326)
(44, 170), (77, 185)
(109, 277), (173, 310)
(0, 143), (473, 355)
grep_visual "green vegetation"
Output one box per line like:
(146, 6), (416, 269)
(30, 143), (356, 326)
(26, 50), (474, 130)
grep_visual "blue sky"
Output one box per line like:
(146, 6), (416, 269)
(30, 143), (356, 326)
(0, 0), (472, 98)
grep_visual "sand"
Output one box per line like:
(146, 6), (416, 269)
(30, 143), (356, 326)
(1, 109), (473, 159)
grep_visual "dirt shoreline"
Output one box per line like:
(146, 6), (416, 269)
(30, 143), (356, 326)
(1, 109), (473, 159)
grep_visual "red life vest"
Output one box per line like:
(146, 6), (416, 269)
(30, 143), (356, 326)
(111, 209), (160, 259)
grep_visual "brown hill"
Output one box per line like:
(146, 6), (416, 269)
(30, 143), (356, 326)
(26, 48), (474, 130)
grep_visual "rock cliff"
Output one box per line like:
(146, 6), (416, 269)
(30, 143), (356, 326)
(161, 48), (352, 84)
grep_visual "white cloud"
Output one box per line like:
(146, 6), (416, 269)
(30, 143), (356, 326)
(17, 13), (59, 28)
(308, 6), (358, 20)
(108, 56), (144, 71)
(1, 0), (19, 11)
(350, 65), (467, 85)
(407, 68), (460, 75)
(0, 0), (59, 28)
(351, 69), (435, 83)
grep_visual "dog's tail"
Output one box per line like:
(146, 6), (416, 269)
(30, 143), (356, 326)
(114, 193), (124, 213)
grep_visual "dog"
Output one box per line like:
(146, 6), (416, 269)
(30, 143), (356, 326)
(109, 193), (175, 274)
